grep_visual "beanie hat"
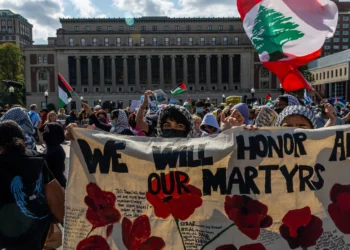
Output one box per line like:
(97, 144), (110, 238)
(275, 105), (317, 128)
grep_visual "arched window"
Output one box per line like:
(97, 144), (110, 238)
(81, 38), (86, 46)
(260, 67), (270, 89)
(92, 38), (97, 46)
(39, 70), (48, 80)
(38, 69), (49, 92)
(234, 37), (239, 45)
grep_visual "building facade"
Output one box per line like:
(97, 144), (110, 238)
(0, 10), (33, 48)
(309, 49), (350, 102)
(23, 17), (279, 110)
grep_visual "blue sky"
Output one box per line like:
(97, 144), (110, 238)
(0, 0), (238, 44)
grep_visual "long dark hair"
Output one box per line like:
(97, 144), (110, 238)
(0, 120), (26, 154)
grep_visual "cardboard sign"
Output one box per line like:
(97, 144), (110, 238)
(64, 126), (350, 250)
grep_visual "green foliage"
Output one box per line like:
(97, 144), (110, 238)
(0, 43), (25, 106)
(298, 65), (314, 83)
(251, 5), (304, 61)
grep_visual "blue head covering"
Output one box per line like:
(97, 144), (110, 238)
(233, 103), (250, 125)
(0, 107), (36, 150)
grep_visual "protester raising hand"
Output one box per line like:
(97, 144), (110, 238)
(324, 103), (337, 128)
(220, 109), (244, 132)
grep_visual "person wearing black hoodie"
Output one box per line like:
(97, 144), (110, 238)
(42, 122), (67, 188)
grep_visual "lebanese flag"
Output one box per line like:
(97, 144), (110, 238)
(237, 0), (338, 92)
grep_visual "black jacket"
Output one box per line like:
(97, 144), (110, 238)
(0, 150), (51, 250)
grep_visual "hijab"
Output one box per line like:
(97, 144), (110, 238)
(0, 108), (36, 150)
(110, 109), (130, 134)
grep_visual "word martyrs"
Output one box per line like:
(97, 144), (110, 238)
(64, 127), (350, 250)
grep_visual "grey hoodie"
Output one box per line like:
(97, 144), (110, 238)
(200, 113), (221, 137)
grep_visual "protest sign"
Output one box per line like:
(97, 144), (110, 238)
(226, 96), (241, 105)
(130, 100), (141, 111)
(64, 126), (350, 250)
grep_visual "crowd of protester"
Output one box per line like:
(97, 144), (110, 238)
(1, 90), (350, 249)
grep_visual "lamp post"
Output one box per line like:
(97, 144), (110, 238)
(44, 90), (48, 108)
(251, 88), (255, 99)
(222, 94), (226, 103)
(279, 84), (285, 95)
(99, 99), (102, 105)
(9, 86), (14, 106)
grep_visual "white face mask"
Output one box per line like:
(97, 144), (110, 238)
(111, 120), (117, 127)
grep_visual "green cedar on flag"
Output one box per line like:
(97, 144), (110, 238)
(58, 73), (73, 108)
(237, 0), (338, 92)
(171, 82), (187, 96)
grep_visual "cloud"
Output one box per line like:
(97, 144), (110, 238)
(70, 0), (98, 17)
(0, 0), (65, 44)
(112, 0), (238, 17)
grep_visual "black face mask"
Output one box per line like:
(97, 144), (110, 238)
(274, 108), (284, 114)
(99, 118), (106, 123)
(162, 129), (187, 138)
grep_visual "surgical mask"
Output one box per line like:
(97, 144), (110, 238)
(111, 120), (117, 127)
(196, 107), (204, 114)
(162, 129), (187, 138)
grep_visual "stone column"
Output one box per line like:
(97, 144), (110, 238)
(147, 55), (152, 90)
(159, 55), (164, 90)
(217, 55), (222, 91)
(135, 55), (140, 91)
(229, 55), (234, 90)
(87, 56), (93, 92)
(195, 55), (200, 91)
(206, 55), (211, 90)
(75, 56), (81, 92)
(111, 56), (116, 92)
(123, 55), (128, 92)
(171, 55), (176, 88)
(99, 56), (105, 93)
(183, 55), (188, 85)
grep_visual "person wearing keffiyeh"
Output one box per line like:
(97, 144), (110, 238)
(0, 107), (37, 150)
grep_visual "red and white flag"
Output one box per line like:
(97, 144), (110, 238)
(237, 0), (338, 91)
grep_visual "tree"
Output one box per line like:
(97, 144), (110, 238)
(298, 64), (314, 83)
(0, 43), (25, 106)
(251, 5), (305, 61)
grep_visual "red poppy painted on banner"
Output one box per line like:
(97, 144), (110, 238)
(216, 243), (266, 250)
(84, 183), (121, 229)
(279, 206), (323, 249)
(328, 184), (350, 234)
(224, 195), (273, 240)
(122, 215), (166, 250)
(76, 235), (111, 250)
(146, 172), (203, 220)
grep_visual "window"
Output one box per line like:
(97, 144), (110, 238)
(74, 26), (79, 31)
(336, 70), (338, 77)
(152, 26), (157, 31)
(37, 55), (42, 64)
(95, 87), (100, 93)
(200, 86), (205, 91)
(229, 25), (233, 31)
(325, 38), (330, 43)
(208, 25), (212, 30)
(85, 26), (90, 31)
(335, 31), (340, 35)
(200, 37), (205, 45)
(97, 26), (101, 31)
(234, 37), (239, 45)
(116, 37), (121, 46)
(153, 37), (157, 46)
(197, 25), (202, 30)
(211, 37), (216, 45)
(334, 38), (340, 43)
(340, 68), (343, 76)
(130, 87), (134, 92)
(69, 38), (74, 46)
(1, 20), (4, 26)
(223, 37), (228, 45)
(345, 68), (347, 75)
(343, 24), (349, 28)
(323, 72), (325, 79)
(175, 25), (180, 31)
(223, 86), (227, 91)
(218, 25), (223, 30)
(129, 26), (134, 31)
(107, 26), (112, 31)
(188, 37), (193, 46)
(343, 45), (349, 49)
(39, 70), (48, 81)
(165, 37), (169, 46)
(344, 16), (349, 21)
(106, 87), (111, 93)
(119, 26), (123, 31)
(334, 45), (340, 49)
(324, 45), (331, 50)
(186, 25), (191, 31)
(316, 74), (318, 80)
(211, 86), (216, 91)
(83, 87), (88, 93)
(327, 71), (329, 79)
(104, 37), (109, 46)
(141, 26), (146, 31)
(8, 28), (11, 34)
(343, 38), (348, 42)
(344, 31), (349, 35)
(92, 38), (97, 46)
(128, 37), (133, 46)
(7, 20), (11, 26)
(140, 37), (145, 46)
(81, 38), (86, 46)
(331, 71), (334, 77)
(177, 37), (182, 46)
(164, 25), (168, 31)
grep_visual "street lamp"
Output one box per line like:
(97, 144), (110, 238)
(222, 94), (226, 103)
(44, 90), (48, 108)
(251, 88), (255, 99)
(80, 96), (84, 101)
(9, 87), (14, 106)
(99, 99), (102, 104)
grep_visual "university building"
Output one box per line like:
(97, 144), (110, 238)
(23, 16), (279, 110)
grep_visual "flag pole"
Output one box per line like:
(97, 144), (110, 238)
(312, 89), (324, 102)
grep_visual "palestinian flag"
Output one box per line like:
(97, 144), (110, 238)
(171, 82), (187, 96)
(58, 73), (73, 108)
(266, 93), (272, 103)
(237, 0), (338, 92)
(334, 98), (345, 108)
